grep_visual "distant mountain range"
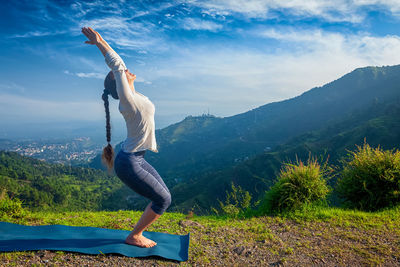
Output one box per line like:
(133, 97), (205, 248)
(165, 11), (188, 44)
(3, 64), (400, 214)
(154, 65), (400, 177)
(144, 65), (398, 213)
(171, 99), (400, 213)
(91, 65), (400, 177)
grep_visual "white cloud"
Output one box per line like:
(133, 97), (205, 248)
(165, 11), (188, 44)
(70, 2), (92, 18)
(77, 16), (166, 51)
(8, 30), (67, 38)
(260, 28), (332, 41)
(188, 0), (400, 22)
(145, 28), (400, 117)
(181, 17), (223, 31)
(0, 82), (26, 94)
(256, 27), (400, 65)
(63, 70), (151, 84)
(75, 72), (105, 79)
(189, 0), (271, 18)
(64, 70), (105, 79)
(357, 0), (400, 13)
(135, 77), (152, 84)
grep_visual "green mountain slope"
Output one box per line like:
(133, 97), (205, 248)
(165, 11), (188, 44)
(7, 64), (400, 215)
(169, 99), (400, 214)
(151, 66), (400, 178)
(91, 65), (400, 187)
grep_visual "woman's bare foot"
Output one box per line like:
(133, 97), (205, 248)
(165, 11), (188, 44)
(125, 234), (157, 248)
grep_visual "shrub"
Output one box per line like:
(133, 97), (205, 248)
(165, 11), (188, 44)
(0, 188), (28, 218)
(258, 157), (331, 215)
(336, 142), (400, 211)
(211, 181), (253, 218)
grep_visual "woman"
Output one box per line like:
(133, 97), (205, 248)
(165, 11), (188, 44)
(81, 27), (171, 248)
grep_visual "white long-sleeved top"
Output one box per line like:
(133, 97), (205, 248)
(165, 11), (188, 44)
(104, 50), (158, 153)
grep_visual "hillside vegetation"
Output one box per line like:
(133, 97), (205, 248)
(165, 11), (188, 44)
(87, 64), (400, 214)
(0, 151), (135, 212)
(171, 99), (400, 214)
(3, 65), (400, 215)
(89, 66), (400, 172)
(147, 65), (400, 180)
(1, 142), (399, 265)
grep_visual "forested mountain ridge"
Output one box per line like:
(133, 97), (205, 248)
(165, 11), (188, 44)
(91, 65), (400, 186)
(170, 99), (400, 214)
(4, 64), (400, 215)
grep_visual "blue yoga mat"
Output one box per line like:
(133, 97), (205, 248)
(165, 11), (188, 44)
(0, 222), (190, 262)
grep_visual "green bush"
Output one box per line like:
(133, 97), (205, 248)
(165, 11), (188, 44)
(258, 157), (331, 215)
(211, 181), (254, 218)
(336, 142), (400, 211)
(0, 188), (28, 218)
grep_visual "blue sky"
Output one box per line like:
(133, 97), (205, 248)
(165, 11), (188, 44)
(1, 0), (400, 139)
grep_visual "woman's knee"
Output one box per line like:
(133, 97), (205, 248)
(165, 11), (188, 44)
(160, 191), (172, 210)
(164, 192), (172, 207)
(151, 191), (172, 215)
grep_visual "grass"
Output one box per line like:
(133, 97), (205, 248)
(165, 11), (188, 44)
(0, 205), (399, 266)
(280, 203), (400, 231)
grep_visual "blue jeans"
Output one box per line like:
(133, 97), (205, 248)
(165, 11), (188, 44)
(114, 150), (171, 215)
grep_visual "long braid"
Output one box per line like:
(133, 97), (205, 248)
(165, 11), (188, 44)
(103, 89), (112, 143)
(101, 89), (114, 173)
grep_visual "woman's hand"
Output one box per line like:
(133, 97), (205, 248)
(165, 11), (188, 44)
(81, 27), (104, 45)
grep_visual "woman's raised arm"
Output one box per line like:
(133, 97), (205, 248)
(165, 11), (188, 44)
(81, 27), (128, 72)
(81, 27), (113, 57)
(81, 27), (135, 103)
